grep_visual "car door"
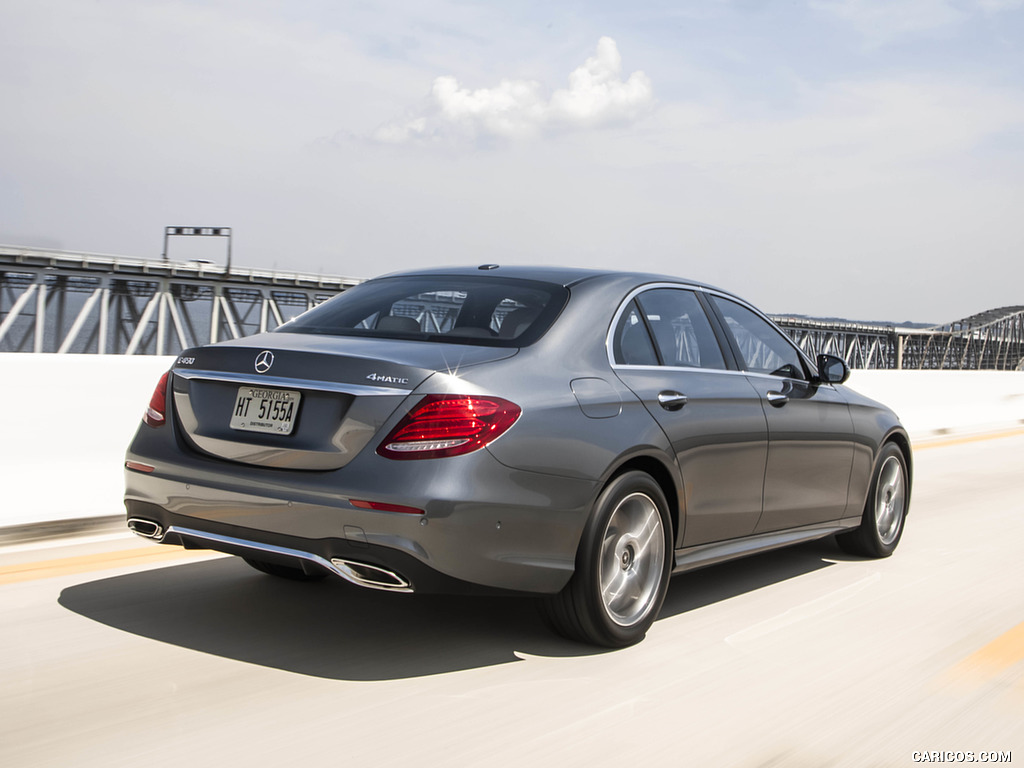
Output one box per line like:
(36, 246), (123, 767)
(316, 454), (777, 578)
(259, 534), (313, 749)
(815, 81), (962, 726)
(610, 287), (768, 547)
(707, 295), (855, 533)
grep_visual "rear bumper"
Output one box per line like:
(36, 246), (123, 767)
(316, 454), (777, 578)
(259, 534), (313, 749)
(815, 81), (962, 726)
(127, 504), (518, 594)
(123, 449), (597, 595)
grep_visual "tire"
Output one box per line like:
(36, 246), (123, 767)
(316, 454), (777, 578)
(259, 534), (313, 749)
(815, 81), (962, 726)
(542, 471), (673, 647)
(242, 556), (327, 581)
(837, 442), (908, 558)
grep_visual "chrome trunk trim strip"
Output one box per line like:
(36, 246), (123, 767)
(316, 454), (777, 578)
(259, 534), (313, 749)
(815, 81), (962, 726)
(172, 368), (411, 396)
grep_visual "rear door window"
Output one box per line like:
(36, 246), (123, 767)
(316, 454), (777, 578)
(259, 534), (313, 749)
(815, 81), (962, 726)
(635, 289), (726, 370)
(612, 288), (726, 370)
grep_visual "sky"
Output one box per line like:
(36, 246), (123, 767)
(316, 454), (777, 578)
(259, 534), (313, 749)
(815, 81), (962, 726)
(2, 0), (1024, 323)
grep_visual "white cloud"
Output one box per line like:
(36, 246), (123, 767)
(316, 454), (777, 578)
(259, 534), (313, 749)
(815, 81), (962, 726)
(372, 37), (653, 143)
(550, 37), (653, 126)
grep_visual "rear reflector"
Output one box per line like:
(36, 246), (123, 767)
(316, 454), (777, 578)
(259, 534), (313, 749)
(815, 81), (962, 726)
(350, 499), (425, 515)
(377, 394), (521, 460)
(125, 461), (155, 473)
(143, 371), (170, 428)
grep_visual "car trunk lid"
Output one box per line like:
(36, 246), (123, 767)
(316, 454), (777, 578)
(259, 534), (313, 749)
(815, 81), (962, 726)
(169, 333), (516, 470)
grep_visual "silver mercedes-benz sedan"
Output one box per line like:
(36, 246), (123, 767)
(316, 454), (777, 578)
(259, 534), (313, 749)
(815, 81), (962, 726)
(125, 266), (911, 647)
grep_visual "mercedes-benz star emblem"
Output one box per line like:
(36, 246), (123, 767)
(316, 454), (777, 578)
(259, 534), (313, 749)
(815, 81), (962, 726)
(254, 350), (275, 374)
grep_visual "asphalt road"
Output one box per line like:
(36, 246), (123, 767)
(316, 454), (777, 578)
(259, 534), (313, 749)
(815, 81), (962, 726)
(2, 433), (1022, 767)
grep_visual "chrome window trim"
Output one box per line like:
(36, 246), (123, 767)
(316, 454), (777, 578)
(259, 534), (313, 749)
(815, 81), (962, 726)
(611, 364), (824, 386)
(613, 362), (752, 377)
(173, 368), (412, 396)
(741, 369), (834, 386)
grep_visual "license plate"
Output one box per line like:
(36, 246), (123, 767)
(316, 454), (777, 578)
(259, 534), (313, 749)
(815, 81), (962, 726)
(230, 386), (301, 435)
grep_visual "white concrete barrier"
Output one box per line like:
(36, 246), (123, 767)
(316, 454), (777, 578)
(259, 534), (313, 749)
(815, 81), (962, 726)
(1, 354), (175, 527)
(847, 370), (1024, 440)
(0, 355), (1022, 528)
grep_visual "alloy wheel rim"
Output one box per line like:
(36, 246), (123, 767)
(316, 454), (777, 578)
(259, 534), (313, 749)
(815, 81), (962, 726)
(874, 456), (905, 546)
(599, 492), (666, 627)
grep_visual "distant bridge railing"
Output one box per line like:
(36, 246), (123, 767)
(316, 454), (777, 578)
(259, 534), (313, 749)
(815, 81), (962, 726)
(3, 246), (1022, 369)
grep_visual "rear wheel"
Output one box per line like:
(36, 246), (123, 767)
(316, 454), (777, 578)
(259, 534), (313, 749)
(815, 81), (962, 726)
(837, 442), (908, 558)
(542, 471), (673, 647)
(242, 556), (327, 581)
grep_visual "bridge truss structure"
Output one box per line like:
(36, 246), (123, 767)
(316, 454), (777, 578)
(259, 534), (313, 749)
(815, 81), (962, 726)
(2, 246), (1023, 369)
(772, 307), (1024, 371)
(771, 317), (899, 370)
(0, 246), (360, 355)
(900, 307), (1024, 371)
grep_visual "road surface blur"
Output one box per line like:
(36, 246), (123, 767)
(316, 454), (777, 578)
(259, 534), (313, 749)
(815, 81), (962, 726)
(1, 433), (1021, 767)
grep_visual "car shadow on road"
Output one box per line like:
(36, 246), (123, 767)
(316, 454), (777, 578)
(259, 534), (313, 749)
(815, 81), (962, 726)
(658, 539), (837, 620)
(58, 539), (837, 681)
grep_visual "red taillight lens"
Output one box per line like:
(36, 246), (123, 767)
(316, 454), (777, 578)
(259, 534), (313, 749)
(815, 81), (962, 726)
(143, 371), (170, 428)
(377, 395), (521, 460)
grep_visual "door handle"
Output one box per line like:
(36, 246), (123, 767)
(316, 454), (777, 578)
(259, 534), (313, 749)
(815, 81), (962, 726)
(657, 391), (688, 411)
(766, 391), (789, 407)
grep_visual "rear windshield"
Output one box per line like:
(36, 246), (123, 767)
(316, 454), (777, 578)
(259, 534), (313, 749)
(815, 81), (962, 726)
(277, 275), (569, 347)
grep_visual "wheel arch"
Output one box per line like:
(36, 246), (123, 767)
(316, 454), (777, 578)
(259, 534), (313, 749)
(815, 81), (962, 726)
(603, 453), (683, 547)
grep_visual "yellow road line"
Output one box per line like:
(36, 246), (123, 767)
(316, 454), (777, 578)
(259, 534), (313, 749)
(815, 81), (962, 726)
(950, 622), (1024, 680)
(913, 427), (1024, 451)
(0, 546), (223, 586)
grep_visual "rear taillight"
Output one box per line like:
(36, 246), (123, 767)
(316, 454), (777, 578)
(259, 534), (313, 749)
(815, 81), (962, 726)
(143, 371), (170, 428)
(377, 395), (521, 460)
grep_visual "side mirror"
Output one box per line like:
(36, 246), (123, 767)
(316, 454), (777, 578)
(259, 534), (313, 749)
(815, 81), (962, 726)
(816, 353), (850, 384)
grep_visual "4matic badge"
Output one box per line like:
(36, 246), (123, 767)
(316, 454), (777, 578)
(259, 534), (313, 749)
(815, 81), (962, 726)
(366, 372), (409, 385)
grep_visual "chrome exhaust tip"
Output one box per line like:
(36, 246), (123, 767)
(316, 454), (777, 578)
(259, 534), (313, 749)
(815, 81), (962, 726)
(127, 518), (164, 540)
(330, 558), (412, 592)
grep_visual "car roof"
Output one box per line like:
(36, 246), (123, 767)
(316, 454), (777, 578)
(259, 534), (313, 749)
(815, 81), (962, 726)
(374, 264), (724, 292)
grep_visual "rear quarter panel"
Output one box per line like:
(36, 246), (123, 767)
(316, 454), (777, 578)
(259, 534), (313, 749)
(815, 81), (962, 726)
(437, 275), (682, 498)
